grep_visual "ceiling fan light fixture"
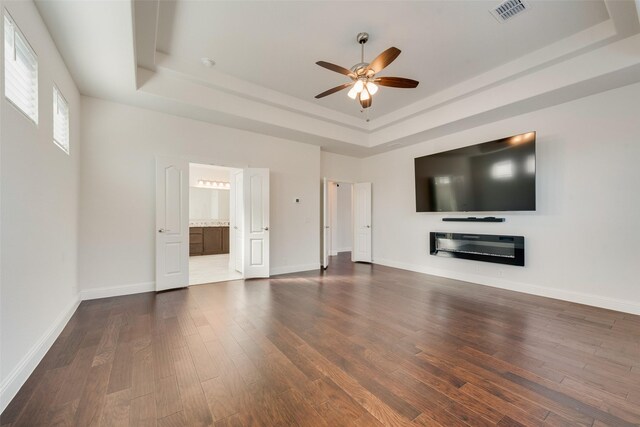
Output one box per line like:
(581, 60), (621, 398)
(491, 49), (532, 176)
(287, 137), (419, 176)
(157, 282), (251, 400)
(314, 32), (419, 111)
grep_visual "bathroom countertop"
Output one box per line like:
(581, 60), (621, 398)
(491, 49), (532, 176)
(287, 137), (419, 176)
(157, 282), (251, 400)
(189, 220), (230, 227)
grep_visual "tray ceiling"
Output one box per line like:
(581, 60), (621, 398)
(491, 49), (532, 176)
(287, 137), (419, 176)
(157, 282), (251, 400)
(34, 0), (640, 156)
(155, 1), (610, 120)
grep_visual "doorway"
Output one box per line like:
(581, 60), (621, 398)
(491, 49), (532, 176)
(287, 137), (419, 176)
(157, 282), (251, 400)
(155, 157), (271, 291)
(188, 163), (242, 285)
(330, 181), (353, 257)
(321, 179), (372, 269)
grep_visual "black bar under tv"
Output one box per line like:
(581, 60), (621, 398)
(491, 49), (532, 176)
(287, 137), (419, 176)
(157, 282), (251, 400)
(442, 217), (505, 222)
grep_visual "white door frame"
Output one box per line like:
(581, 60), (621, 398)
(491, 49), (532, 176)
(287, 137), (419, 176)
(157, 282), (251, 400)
(321, 177), (329, 269)
(157, 156), (269, 289)
(321, 178), (356, 266)
(187, 161), (244, 284)
(230, 169), (244, 274)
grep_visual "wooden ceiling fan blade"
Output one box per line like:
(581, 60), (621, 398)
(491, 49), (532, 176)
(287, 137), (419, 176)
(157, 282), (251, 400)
(374, 77), (419, 88)
(316, 61), (356, 78)
(315, 82), (353, 99)
(367, 47), (401, 74)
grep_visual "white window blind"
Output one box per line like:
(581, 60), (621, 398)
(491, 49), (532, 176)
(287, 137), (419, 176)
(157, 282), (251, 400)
(53, 86), (69, 153)
(4, 11), (38, 123)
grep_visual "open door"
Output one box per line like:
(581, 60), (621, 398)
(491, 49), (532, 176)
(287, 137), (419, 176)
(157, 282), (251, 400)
(230, 169), (244, 274)
(155, 157), (189, 291)
(321, 177), (329, 269)
(243, 168), (270, 278)
(352, 182), (372, 263)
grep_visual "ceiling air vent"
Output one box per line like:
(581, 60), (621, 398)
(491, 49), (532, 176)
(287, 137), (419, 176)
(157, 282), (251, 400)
(490, 0), (530, 22)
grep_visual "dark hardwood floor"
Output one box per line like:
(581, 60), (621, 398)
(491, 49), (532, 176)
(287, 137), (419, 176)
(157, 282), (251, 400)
(2, 252), (639, 426)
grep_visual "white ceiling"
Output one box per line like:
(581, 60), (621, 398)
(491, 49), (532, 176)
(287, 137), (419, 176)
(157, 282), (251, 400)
(33, 0), (640, 157)
(155, 0), (609, 119)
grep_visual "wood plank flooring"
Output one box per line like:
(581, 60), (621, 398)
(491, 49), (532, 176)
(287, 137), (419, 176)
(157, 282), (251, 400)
(2, 252), (639, 426)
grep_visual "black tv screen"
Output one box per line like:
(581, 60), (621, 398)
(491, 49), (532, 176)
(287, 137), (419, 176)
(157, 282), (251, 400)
(415, 132), (536, 212)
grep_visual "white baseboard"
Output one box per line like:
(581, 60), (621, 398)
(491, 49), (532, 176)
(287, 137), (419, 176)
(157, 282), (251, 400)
(0, 296), (81, 413)
(271, 263), (320, 276)
(374, 258), (640, 315)
(80, 281), (155, 300)
(1, 281), (154, 412)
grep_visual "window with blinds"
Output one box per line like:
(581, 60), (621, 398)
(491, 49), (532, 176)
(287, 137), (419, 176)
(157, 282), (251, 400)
(4, 11), (38, 123)
(53, 86), (69, 153)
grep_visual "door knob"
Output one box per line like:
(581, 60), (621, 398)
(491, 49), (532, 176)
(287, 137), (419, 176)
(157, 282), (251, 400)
(158, 228), (170, 233)
(366, 225), (371, 228)
(264, 227), (269, 231)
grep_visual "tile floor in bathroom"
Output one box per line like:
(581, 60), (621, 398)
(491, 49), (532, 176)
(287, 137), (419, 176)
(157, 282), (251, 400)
(189, 254), (243, 285)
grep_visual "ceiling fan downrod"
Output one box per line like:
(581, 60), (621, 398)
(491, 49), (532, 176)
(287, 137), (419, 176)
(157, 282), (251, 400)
(352, 32), (370, 74)
(357, 32), (368, 61)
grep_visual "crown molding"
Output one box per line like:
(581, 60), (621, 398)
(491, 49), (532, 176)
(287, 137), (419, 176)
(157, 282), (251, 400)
(125, 0), (640, 156)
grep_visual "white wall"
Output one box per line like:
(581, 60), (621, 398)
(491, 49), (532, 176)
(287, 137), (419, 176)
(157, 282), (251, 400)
(361, 82), (640, 314)
(0, 0), (81, 411)
(321, 151), (361, 183)
(79, 96), (321, 294)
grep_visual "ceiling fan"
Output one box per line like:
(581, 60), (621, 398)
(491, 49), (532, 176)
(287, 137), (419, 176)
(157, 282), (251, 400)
(314, 32), (419, 109)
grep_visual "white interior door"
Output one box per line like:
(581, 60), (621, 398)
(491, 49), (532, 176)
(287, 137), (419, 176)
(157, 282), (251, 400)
(243, 168), (270, 278)
(155, 157), (189, 291)
(230, 169), (244, 274)
(352, 182), (372, 263)
(321, 177), (329, 269)
(329, 183), (338, 256)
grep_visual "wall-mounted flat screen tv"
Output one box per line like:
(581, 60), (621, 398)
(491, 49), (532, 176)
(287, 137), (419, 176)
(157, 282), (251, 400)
(415, 132), (536, 212)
